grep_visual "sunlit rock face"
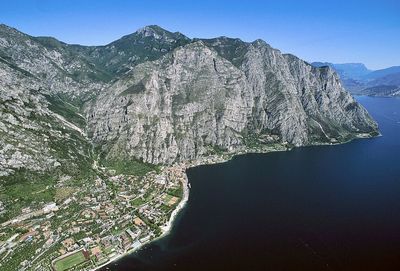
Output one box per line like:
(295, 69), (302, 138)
(0, 24), (378, 171)
(86, 36), (378, 164)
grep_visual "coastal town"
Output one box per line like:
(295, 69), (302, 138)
(0, 161), (189, 271)
(0, 141), (287, 271)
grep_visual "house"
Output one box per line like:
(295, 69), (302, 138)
(91, 246), (101, 257)
(19, 231), (38, 242)
(61, 238), (75, 250)
(43, 203), (58, 213)
(133, 217), (146, 227)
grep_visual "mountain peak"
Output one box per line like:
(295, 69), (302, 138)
(137, 25), (166, 35)
(135, 25), (174, 39)
(251, 38), (273, 49)
(134, 25), (187, 41)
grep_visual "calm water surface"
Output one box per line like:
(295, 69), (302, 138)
(102, 96), (400, 271)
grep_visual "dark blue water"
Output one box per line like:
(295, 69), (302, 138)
(102, 97), (400, 271)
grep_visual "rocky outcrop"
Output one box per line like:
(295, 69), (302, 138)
(0, 24), (379, 173)
(86, 38), (378, 164)
(0, 59), (92, 177)
(0, 24), (106, 99)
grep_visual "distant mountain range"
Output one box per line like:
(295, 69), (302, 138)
(311, 62), (400, 97)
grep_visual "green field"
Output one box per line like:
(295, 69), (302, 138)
(100, 158), (159, 176)
(53, 250), (87, 271)
(163, 194), (174, 205)
(166, 186), (183, 198)
(130, 197), (145, 207)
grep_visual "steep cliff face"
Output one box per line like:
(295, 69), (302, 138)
(0, 59), (93, 178)
(0, 24), (378, 172)
(86, 38), (378, 164)
(86, 42), (251, 164)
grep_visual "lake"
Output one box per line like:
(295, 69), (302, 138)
(101, 96), (400, 271)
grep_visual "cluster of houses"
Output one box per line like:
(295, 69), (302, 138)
(0, 162), (186, 271)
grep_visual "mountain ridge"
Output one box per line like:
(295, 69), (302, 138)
(84, 31), (378, 164)
(0, 24), (379, 168)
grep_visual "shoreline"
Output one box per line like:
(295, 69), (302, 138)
(91, 166), (190, 271)
(92, 132), (378, 270)
(160, 170), (190, 234)
(91, 145), (288, 271)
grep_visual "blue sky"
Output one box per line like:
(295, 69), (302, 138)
(1, 0), (399, 70)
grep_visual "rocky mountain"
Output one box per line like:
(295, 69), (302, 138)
(0, 24), (107, 100)
(0, 24), (382, 271)
(68, 25), (191, 77)
(1, 24), (378, 176)
(87, 38), (378, 164)
(0, 60), (90, 174)
(312, 61), (400, 96)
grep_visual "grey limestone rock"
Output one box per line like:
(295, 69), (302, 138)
(0, 24), (378, 174)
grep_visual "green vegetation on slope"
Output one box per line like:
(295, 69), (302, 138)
(100, 158), (159, 176)
(44, 94), (86, 128)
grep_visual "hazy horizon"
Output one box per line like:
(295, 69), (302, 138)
(2, 0), (399, 70)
